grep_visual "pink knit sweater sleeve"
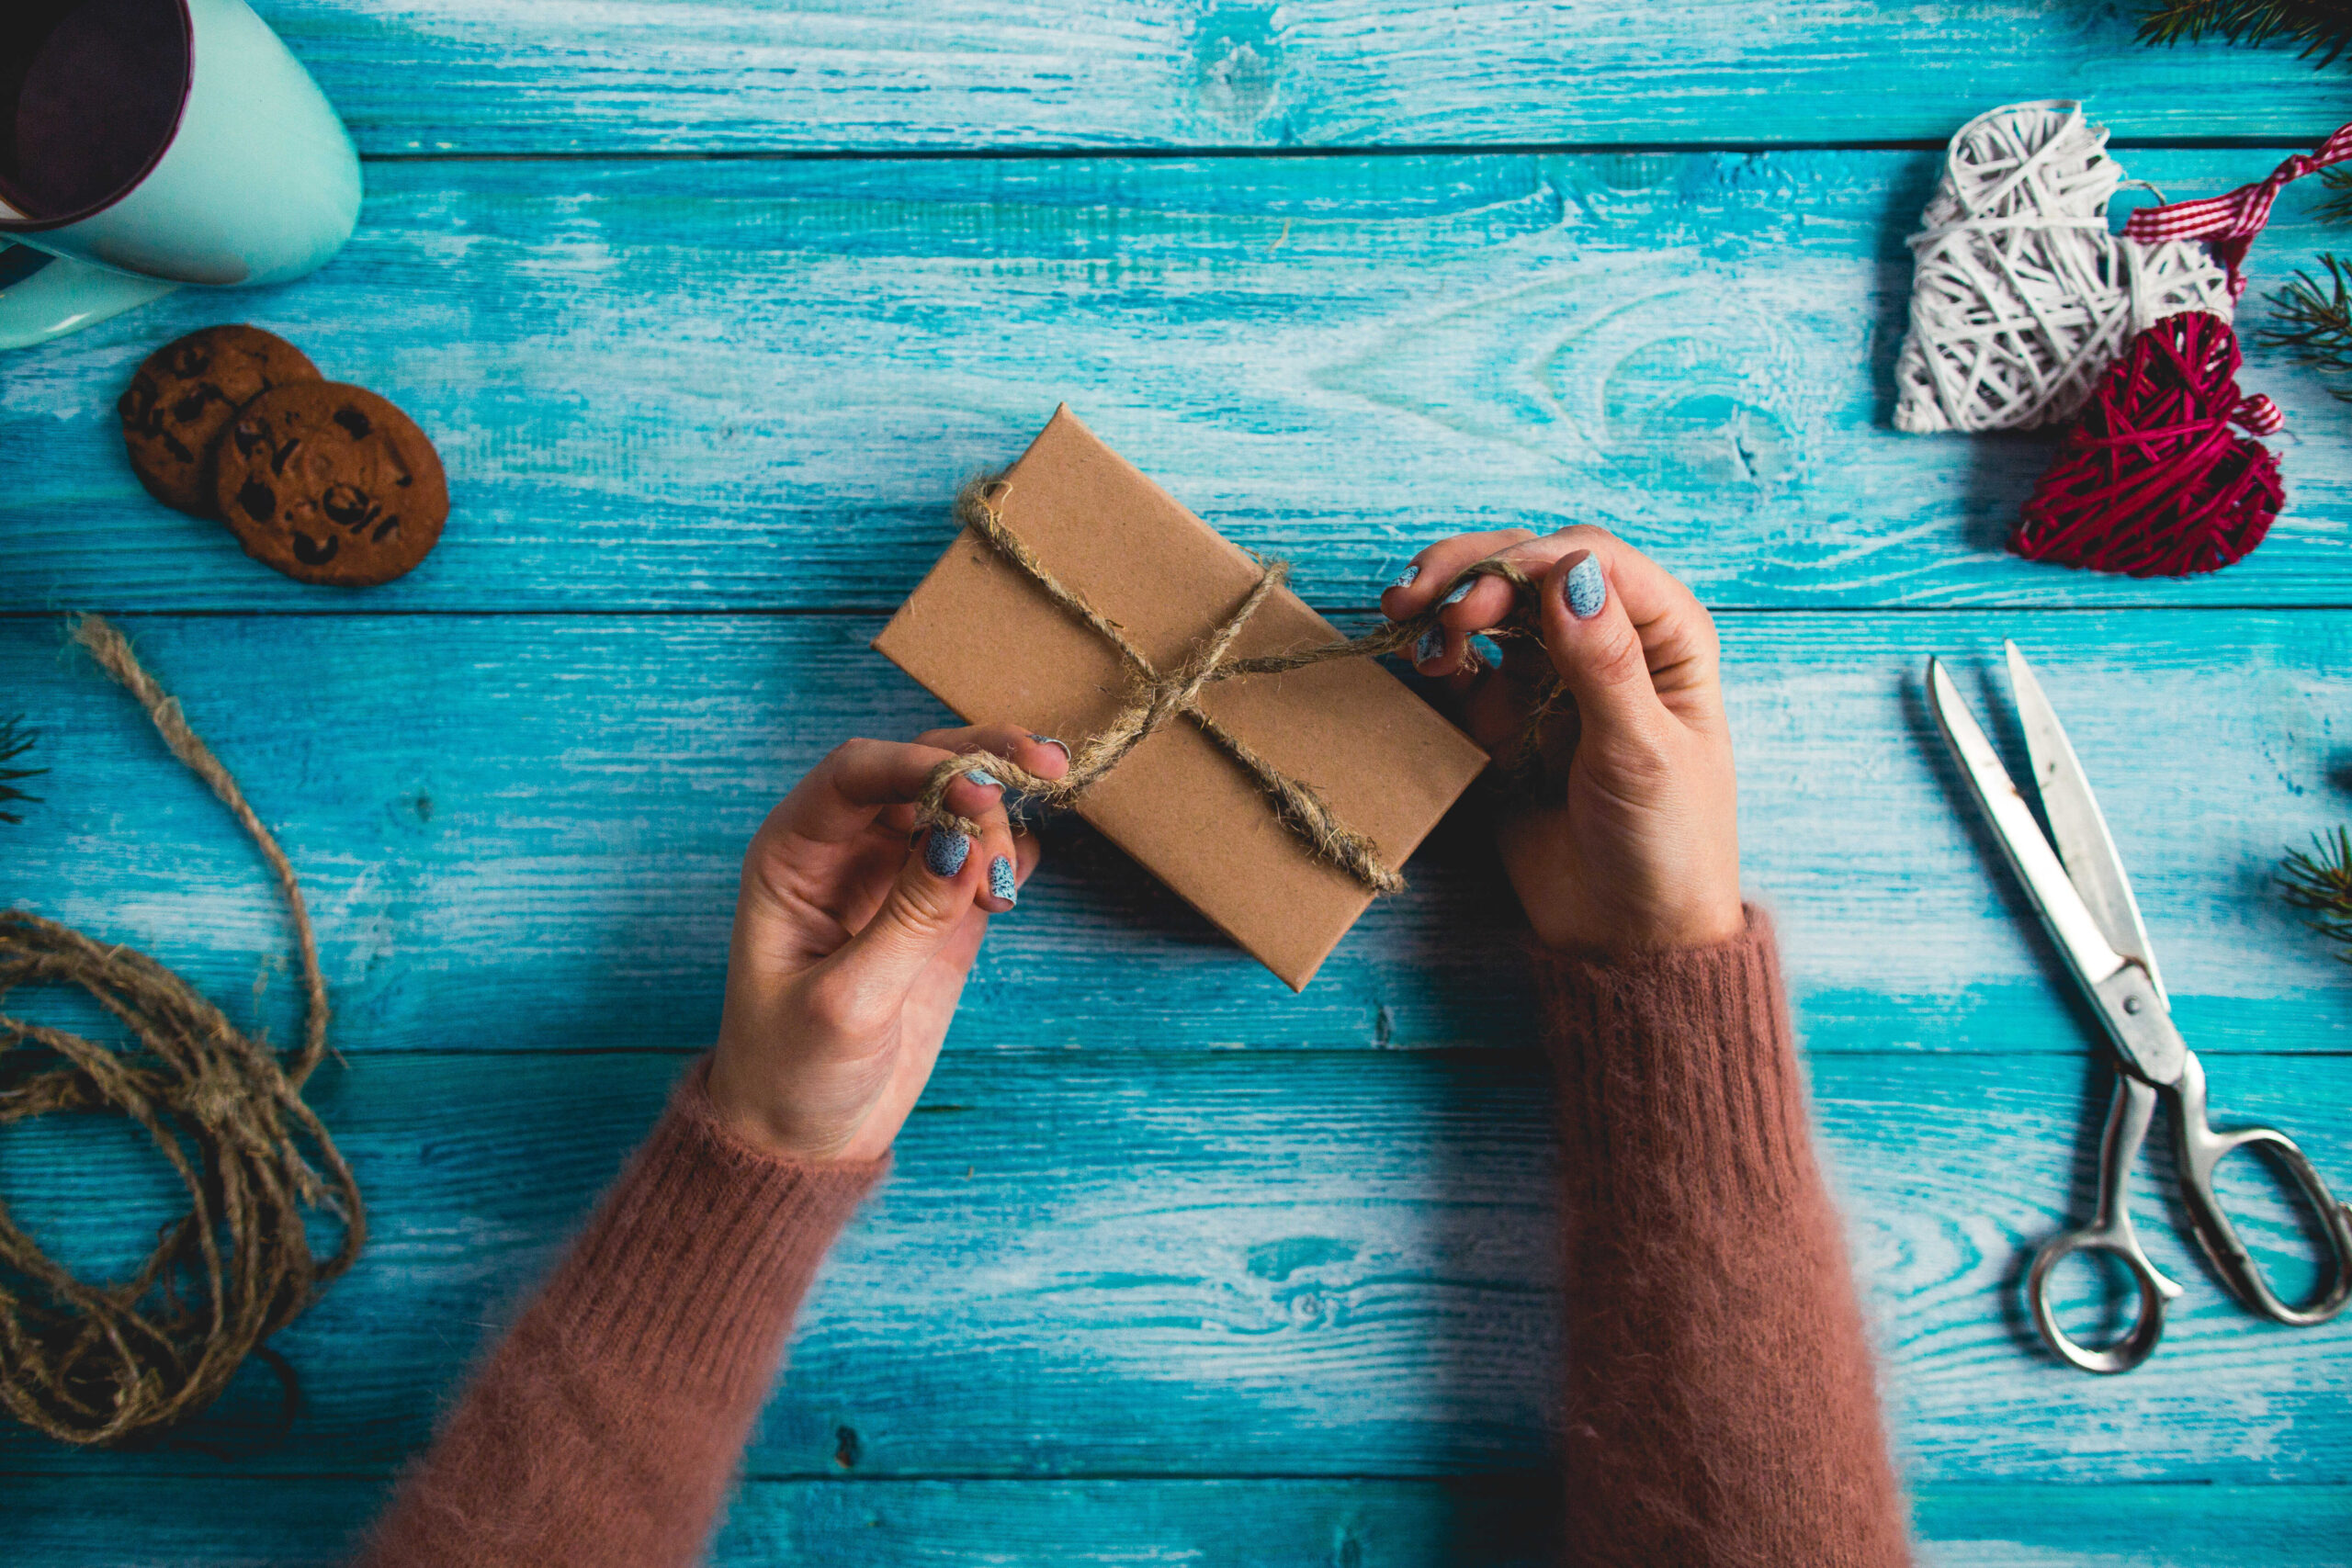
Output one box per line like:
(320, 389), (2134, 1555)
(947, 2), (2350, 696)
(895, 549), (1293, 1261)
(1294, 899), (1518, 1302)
(1532, 908), (1912, 1568)
(356, 1061), (886, 1568)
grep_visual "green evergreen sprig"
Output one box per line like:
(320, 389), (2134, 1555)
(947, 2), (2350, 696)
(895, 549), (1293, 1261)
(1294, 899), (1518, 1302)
(2317, 164), (2352, 222)
(2281, 828), (2352, 958)
(0, 716), (39, 824)
(2256, 254), (2352, 396)
(2141, 0), (2352, 62)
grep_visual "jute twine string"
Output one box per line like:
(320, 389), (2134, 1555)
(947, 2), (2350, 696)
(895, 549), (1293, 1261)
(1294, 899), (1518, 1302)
(0, 615), (363, 1448)
(913, 479), (1564, 893)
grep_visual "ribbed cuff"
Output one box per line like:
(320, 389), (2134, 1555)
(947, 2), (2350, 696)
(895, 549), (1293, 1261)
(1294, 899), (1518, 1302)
(1530, 905), (1813, 1213)
(529, 1058), (888, 1403)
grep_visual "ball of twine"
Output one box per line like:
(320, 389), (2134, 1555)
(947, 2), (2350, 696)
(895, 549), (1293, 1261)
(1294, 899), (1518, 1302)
(0, 615), (363, 1448)
(1894, 99), (2232, 434)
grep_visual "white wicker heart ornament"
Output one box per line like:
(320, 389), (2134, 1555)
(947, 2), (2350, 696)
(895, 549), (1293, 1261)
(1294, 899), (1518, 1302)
(1893, 100), (2232, 434)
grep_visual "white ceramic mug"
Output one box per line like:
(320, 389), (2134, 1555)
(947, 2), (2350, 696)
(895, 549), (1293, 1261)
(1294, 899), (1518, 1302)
(0, 0), (361, 350)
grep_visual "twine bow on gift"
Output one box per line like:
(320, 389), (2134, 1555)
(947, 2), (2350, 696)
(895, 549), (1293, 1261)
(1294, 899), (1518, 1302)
(910, 479), (1562, 895)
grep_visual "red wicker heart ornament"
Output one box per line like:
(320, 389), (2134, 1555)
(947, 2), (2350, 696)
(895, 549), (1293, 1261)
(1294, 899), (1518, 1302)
(2007, 121), (2352, 577)
(2011, 310), (2282, 578)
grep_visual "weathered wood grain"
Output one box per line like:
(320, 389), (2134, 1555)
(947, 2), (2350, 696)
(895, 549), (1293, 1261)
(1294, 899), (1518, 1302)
(248, 0), (2352, 153)
(9, 152), (2352, 613)
(6, 6), (2346, 1562)
(11, 1474), (2350, 1568)
(4, 611), (2346, 1055)
(1, 1049), (2346, 1482)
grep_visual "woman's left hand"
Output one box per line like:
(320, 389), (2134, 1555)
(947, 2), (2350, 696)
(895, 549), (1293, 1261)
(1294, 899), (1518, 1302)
(705, 726), (1069, 1162)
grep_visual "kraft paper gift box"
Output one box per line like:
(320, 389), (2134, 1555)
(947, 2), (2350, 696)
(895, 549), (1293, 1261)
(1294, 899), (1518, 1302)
(873, 406), (1490, 990)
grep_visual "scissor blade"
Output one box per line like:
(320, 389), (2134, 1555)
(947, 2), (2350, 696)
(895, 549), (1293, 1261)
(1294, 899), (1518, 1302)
(1929, 659), (2132, 996)
(2006, 643), (2168, 1007)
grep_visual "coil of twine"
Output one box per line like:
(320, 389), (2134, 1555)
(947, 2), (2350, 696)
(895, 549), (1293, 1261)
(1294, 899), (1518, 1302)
(0, 615), (363, 1448)
(912, 479), (1566, 891)
(1894, 99), (2232, 434)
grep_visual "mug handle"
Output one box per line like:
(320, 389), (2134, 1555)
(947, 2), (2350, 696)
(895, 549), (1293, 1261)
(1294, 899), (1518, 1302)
(0, 245), (178, 351)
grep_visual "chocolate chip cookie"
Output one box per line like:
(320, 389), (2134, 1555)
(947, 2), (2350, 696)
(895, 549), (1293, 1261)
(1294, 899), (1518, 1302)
(118, 326), (321, 515)
(212, 382), (449, 587)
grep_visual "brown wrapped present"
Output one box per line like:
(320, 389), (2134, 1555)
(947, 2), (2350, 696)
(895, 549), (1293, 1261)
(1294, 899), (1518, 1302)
(873, 406), (1489, 990)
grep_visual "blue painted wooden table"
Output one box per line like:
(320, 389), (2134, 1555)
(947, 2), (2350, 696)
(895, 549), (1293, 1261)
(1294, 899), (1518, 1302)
(6, 5), (2352, 1563)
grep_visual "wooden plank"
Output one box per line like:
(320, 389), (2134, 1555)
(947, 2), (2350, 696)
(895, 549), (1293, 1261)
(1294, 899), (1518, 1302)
(254, 0), (2352, 153)
(10, 1474), (2350, 1568)
(1, 1048), (2346, 1481)
(9, 150), (2352, 613)
(4, 611), (2346, 1056)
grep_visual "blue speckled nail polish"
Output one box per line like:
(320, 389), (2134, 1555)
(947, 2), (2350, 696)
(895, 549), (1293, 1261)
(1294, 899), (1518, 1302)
(1470, 634), (1505, 669)
(967, 770), (1001, 791)
(1566, 555), (1606, 620)
(1441, 579), (1475, 606)
(923, 829), (970, 878)
(1415, 626), (1445, 665)
(1029, 734), (1069, 761)
(1390, 565), (1420, 591)
(989, 855), (1017, 905)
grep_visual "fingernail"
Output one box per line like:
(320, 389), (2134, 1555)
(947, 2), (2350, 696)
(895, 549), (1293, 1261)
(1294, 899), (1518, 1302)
(989, 855), (1017, 905)
(923, 828), (970, 878)
(1415, 626), (1445, 665)
(1470, 633), (1505, 668)
(1565, 555), (1606, 620)
(1029, 733), (1070, 763)
(1390, 565), (1420, 591)
(1441, 579), (1474, 606)
(967, 770), (1001, 791)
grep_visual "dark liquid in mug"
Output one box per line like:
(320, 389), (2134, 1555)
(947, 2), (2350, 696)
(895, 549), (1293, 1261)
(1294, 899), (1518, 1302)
(0, 0), (190, 221)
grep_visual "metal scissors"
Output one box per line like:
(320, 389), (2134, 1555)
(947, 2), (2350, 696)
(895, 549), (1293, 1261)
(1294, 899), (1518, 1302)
(1929, 643), (2352, 1373)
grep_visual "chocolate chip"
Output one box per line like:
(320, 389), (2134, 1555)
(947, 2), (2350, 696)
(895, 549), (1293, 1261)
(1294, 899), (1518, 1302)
(332, 406), (372, 439)
(290, 532), (340, 565)
(322, 483), (370, 527)
(236, 479), (275, 521)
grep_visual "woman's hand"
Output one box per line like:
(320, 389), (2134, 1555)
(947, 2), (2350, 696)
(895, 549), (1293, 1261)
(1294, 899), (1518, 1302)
(705, 726), (1070, 1162)
(1383, 526), (1742, 956)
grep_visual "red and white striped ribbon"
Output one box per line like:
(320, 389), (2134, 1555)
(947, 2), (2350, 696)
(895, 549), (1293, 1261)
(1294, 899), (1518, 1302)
(2123, 121), (2352, 297)
(2234, 392), (2285, 435)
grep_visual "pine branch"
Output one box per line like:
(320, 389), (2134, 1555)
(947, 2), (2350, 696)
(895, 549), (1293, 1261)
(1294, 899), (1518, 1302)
(2281, 828), (2352, 958)
(2318, 164), (2352, 223)
(2256, 254), (2352, 397)
(2141, 0), (2352, 62)
(0, 716), (40, 825)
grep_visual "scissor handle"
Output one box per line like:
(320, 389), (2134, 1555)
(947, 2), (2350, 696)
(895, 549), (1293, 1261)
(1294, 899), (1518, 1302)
(2028, 1224), (2180, 1374)
(2169, 1053), (2352, 1327)
(2028, 1076), (2184, 1374)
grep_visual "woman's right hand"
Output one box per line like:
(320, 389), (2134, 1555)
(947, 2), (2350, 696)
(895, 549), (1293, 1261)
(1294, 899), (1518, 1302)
(1382, 525), (1744, 957)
